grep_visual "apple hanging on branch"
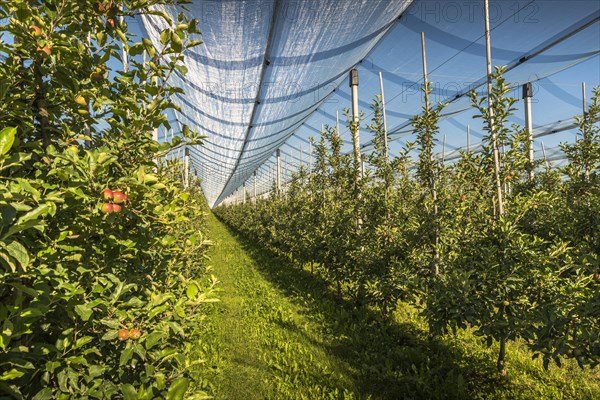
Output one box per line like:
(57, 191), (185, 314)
(112, 191), (127, 204)
(30, 25), (44, 37)
(118, 329), (129, 341)
(101, 203), (113, 214)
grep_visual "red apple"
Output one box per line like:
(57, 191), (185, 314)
(129, 329), (141, 340)
(97, 2), (113, 13)
(106, 17), (117, 29)
(102, 188), (113, 201)
(30, 25), (43, 37)
(112, 204), (122, 213)
(37, 45), (51, 56)
(101, 203), (113, 214)
(112, 191), (126, 204)
(118, 329), (129, 341)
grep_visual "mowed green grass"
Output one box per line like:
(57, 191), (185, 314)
(192, 213), (600, 399)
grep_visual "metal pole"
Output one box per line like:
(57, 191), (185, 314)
(184, 147), (189, 189)
(350, 69), (361, 179)
(253, 171), (257, 203)
(541, 141), (549, 169)
(336, 111), (340, 135)
(379, 71), (389, 162)
(120, 4), (128, 73)
(243, 183), (246, 204)
(421, 31), (439, 277)
(309, 140), (312, 176)
(442, 134), (447, 164)
(485, 0), (504, 216)
(276, 148), (281, 194)
(582, 81), (587, 114)
(523, 83), (534, 180)
(421, 32), (429, 111)
(361, 153), (365, 178)
(285, 154), (289, 186)
(349, 69), (362, 229)
(467, 125), (471, 154)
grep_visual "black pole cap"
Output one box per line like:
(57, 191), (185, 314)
(349, 68), (359, 87)
(523, 82), (533, 99)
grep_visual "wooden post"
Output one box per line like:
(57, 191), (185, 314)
(523, 83), (534, 180)
(484, 0), (505, 217)
(379, 71), (389, 162)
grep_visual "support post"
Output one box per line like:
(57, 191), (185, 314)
(467, 125), (471, 154)
(350, 68), (361, 178)
(276, 148), (281, 194)
(349, 69), (362, 230)
(485, 0), (505, 217)
(309, 140), (313, 176)
(421, 31), (439, 277)
(184, 147), (189, 189)
(541, 141), (550, 169)
(253, 171), (257, 203)
(285, 154), (289, 190)
(243, 183), (246, 204)
(152, 128), (159, 167)
(120, 4), (128, 73)
(379, 71), (389, 162)
(442, 134), (447, 164)
(523, 82), (535, 180)
(421, 32), (429, 111)
(361, 153), (365, 178)
(582, 81), (587, 114)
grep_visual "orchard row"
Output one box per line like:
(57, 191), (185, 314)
(215, 71), (600, 374)
(1, 1), (215, 399)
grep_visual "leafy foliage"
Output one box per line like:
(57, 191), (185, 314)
(215, 71), (600, 375)
(0, 1), (216, 398)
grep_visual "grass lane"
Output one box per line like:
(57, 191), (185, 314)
(193, 213), (599, 400)
(195, 213), (356, 399)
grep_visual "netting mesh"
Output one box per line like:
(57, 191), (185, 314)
(139, 0), (600, 207)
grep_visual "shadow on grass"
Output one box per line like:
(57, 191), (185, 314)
(217, 221), (506, 400)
